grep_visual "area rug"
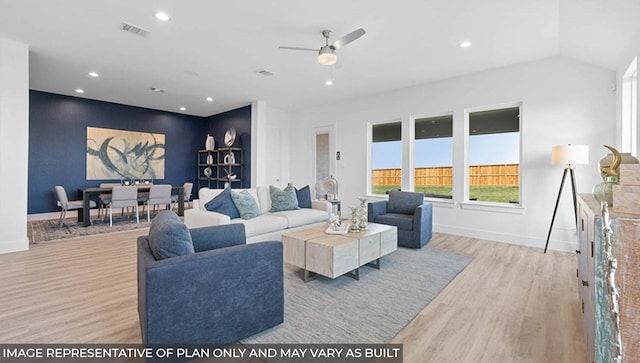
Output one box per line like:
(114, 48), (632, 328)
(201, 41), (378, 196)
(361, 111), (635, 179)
(242, 245), (473, 344)
(28, 215), (151, 243)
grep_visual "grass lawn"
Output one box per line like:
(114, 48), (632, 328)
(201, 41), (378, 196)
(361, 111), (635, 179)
(372, 185), (519, 203)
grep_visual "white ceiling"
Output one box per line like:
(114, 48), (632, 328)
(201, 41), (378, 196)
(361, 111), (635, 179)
(1, 0), (639, 117)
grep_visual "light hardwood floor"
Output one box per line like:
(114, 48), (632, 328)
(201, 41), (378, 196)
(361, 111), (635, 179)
(0, 230), (586, 362)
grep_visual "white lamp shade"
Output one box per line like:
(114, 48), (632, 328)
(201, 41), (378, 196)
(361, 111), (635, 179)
(551, 144), (589, 165)
(318, 46), (337, 65)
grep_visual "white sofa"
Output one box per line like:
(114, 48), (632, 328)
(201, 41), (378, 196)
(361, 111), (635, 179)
(184, 187), (332, 243)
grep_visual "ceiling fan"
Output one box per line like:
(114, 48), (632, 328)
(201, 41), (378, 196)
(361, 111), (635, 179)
(279, 28), (366, 66)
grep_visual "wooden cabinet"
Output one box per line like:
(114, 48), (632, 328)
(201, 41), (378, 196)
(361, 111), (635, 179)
(576, 197), (596, 363)
(577, 194), (640, 363)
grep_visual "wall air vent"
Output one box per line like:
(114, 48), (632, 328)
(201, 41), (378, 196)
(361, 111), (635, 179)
(257, 69), (275, 77)
(120, 22), (150, 37)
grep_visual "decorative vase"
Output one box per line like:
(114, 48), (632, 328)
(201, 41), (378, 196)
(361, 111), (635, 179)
(206, 154), (213, 165)
(205, 134), (214, 151)
(223, 151), (236, 165)
(592, 176), (616, 206)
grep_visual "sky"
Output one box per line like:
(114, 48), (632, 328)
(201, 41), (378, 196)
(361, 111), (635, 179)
(372, 132), (520, 169)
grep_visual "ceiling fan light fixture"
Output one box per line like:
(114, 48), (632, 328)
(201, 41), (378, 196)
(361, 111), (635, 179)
(318, 46), (337, 65)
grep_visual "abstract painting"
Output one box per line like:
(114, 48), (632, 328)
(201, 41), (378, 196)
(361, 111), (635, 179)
(86, 127), (165, 180)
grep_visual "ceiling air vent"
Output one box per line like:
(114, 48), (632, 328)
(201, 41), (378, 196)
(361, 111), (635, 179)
(120, 22), (150, 37)
(257, 69), (275, 77)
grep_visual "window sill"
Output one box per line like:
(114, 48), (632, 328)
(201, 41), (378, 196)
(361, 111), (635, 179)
(460, 201), (525, 214)
(424, 197), (455, 208)
(365, 194), (456, 208)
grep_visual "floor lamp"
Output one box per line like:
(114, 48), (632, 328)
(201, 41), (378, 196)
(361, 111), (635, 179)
(544, 144), (589, 253)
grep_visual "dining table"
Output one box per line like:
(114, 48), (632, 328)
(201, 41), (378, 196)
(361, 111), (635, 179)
(77, 185), (184, 227)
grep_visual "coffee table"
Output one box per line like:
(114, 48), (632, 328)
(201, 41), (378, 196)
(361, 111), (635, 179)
(282, 223), (398, 282)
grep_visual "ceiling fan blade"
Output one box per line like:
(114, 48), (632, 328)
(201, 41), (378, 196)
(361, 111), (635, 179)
(279, 46), (318, 52)
(330, 28), (366, 49)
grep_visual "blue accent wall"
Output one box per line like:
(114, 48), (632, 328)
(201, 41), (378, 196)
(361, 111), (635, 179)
(28, 91), (252, 214)
(205, 106), (252, 189)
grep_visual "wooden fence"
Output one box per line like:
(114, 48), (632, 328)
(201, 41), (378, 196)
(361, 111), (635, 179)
(372, 164), (519, 186)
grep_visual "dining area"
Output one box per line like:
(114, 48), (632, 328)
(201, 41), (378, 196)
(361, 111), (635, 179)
(64, 182), (191, 227)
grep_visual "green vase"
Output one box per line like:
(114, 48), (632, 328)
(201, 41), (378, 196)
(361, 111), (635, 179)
(592, 176), (618, 206)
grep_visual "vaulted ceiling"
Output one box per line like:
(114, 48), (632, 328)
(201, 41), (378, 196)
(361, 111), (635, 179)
(1, 0), (638, 116)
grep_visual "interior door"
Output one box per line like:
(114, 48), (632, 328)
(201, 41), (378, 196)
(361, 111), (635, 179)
(312, 126), (336, 199)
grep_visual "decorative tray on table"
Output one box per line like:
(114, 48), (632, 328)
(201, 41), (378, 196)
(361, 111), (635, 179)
(325, 223), (350, 234)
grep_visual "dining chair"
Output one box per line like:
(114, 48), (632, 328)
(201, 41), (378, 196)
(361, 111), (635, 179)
(55, 185), (96, 228)
(171, 182), (194, 211)
(98, 183), (121, 218)
(108, 186), (139, 226)
(144, 184), (173, 222)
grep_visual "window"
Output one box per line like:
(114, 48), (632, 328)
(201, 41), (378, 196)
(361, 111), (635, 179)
(371, 121), (402, 195)
(414, 115), (453, 198)
(468, 106), (520, 204)
(622, 57), (638, 155)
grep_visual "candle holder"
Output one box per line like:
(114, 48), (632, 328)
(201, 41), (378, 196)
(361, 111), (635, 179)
(349, 206), (360, 232)
(358, 196), (368, 230)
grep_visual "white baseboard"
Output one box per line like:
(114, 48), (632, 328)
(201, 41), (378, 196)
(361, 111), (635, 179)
(0, 237), (29, 254)
(433, 223), (577, 253)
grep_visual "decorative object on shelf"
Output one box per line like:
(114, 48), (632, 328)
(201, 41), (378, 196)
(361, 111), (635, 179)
(223, 151), (236, 165)
(325, 223), (350, 234)
(544, 144), (589, 253)
(224, 169), (233, 177)
(592, 177), (616, 206)
(358, 196), (368, 231)
(205, 134), (215, 151)
(329, 212), (342, 231)
(612, 164), (640, 214)
(598, 144), (639, 181)
(197, 147), (243, 190)
(224, 127), (237, 147)
(349, 206), (360, 232)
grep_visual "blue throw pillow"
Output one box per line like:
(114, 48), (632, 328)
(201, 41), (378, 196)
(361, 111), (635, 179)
(204, 187), (240, 219)
(270, 184), (300, 212)
(231, 190), (262, 219)
(148, 211), (195, 260)
(295, 185), (312, 209)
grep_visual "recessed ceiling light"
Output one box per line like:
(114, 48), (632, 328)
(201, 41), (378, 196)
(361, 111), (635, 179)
(75, 88), (84, 94)
(206, 97), (213, 102)
(460, 41), (472, 48)
(155, 12), (170, 21)
(89, 72), (99, 77)
(179, 107), (186, 111)
(325, 80), (333, 86)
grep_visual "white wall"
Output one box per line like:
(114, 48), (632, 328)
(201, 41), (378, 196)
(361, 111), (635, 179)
(616, 28), (640, 155)
(288, 56), (616, 252)
(251, 101), (292, 188)
(0, 39), (30, 254)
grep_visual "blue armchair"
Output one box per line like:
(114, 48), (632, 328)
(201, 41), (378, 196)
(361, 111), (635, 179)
(137, 211), (284, 345)
(368, 190), (432, 248)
